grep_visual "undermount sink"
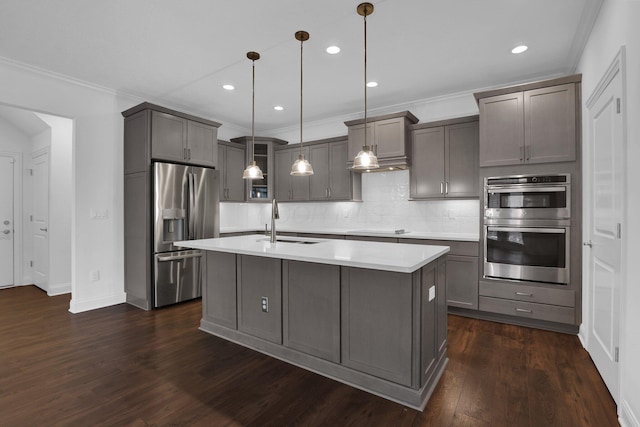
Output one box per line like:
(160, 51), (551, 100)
(257, 238), (321, 245)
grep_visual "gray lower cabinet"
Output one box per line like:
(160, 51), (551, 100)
(283, 261), (341, 362)
(476, 78), (578, 167)
(218, 141), (245, 202)
(478, 280), (576, 324)
(274, 146), (310, 201)
(341, 267), (415, 386)
(203, 252), (237, 329)
(400, 238), (479, 310)
(237, 255), (282, 344)
(410, 116), (479, 199)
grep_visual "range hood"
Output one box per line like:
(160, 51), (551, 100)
(344, 111), (418, 172)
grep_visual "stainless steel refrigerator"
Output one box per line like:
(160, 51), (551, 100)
(153, 161), (219, 307)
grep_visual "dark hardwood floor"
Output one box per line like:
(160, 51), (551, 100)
(0, 285), (617, 426)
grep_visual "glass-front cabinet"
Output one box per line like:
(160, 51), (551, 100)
(230, 136), (288, 202)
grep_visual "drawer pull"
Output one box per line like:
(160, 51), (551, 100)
(515, 292), (533, 297)
(515, 308), (533, 314)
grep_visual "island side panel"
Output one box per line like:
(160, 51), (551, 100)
(282, 260), (341, 363)
(436, 257), (447, 359)
(237, 255), (282, 344)
(420, 265), (437, 386)
(341, 267), (414, 387)
(204, 252), (237, 329)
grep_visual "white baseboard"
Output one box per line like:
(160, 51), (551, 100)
(48, 282), (71, 296)
(620, 399), (640, 427)
(578, 322), (588, 348)
(68, 292), (126, 313)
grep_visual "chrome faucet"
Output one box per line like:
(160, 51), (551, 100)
(270, 199), (279, 243)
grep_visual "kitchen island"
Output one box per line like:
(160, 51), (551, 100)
(177, 234), (449, 410)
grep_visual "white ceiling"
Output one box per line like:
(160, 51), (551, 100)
(0, 0), (602, 134)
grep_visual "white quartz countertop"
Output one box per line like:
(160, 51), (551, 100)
(220, 226), (478, 242)
(176, 234), (449, 273)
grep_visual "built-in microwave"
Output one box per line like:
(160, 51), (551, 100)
(483, 219), (570, 285)
(484, 174), (570, 220)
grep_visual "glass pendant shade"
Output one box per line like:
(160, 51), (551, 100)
(243, 160), (264, 179)
(290, 153), (314, 176)
(353, 146), (379, 169)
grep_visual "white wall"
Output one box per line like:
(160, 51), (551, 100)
(0, 116), (31, 285)
(576, 0), (640, 425)
(0, 58), (143, 312)
(35, 113), (73, 295)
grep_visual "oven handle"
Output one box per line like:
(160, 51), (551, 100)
(487, 226), (566, 234)
(487, 187), (566, 193)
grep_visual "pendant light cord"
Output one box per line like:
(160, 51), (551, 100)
(363, 10), (368, 150)
(300, 36), (304, 153)
(251, 58), (256, 162)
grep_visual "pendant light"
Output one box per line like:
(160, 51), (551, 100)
(352, 2), (379, 170)
(242, 51), (265, 180)
(290, 30), (314, 176)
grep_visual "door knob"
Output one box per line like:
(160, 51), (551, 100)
(2, 229), (9, 235)
(583, 241), (592, 247)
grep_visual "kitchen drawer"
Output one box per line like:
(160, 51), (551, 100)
(398, 239), (478, 257)
(479, 296), (575, 324)
(479, 280), (575, 307)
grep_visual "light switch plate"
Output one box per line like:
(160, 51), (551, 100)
(428, 285), (436, 302)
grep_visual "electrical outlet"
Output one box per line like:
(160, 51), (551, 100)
(261, 296), (269, 312)
(90, 270), (100, 282)
(428, 285), (436, 302)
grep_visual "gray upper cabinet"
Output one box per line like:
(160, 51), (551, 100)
(122, 102), (221, 171)
(345, 111), (418, 169)
(477, 78), (579, 167)
(274, 146), (310, 201)
(151, 111), (218, 167)
(218, 141), (245, 202)
(309, 138), (357, 201)
(410, 117), (479, 199)
(231, 136), (288, 202)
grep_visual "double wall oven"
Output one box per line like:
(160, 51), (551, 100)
(483, 174), (571, 285)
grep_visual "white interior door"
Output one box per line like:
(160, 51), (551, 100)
(32, 150), (49, 291)
(586, 58), (624, 404)
(0, 155), (15, 288)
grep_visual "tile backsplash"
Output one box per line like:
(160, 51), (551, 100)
(220, 170), (480, 234)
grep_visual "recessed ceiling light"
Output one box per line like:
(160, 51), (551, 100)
(511, 45), (528, 54)
(326, 46), (340, 54)
(366, 81), (378, 88)
(222, 84), (235, 90)
(274, 105), (284, 111)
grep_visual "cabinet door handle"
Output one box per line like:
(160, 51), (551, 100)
(519, 146), (524, 162)
(325, 188), (328, 198)
(445, 182), (449, 194)
(515, 292), (533, 297)
(525, 145), (530, 162)
(184, 148), (188, 160)
(328, 187), (331, 198)
(440, 182), (444, 194)
(515, 308), (533, 314)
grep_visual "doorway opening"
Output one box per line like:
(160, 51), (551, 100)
(0, 104), (73, 296)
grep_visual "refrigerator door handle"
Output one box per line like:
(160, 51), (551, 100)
(157, 252), (203, 262)
(188, 172), (196, 239)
